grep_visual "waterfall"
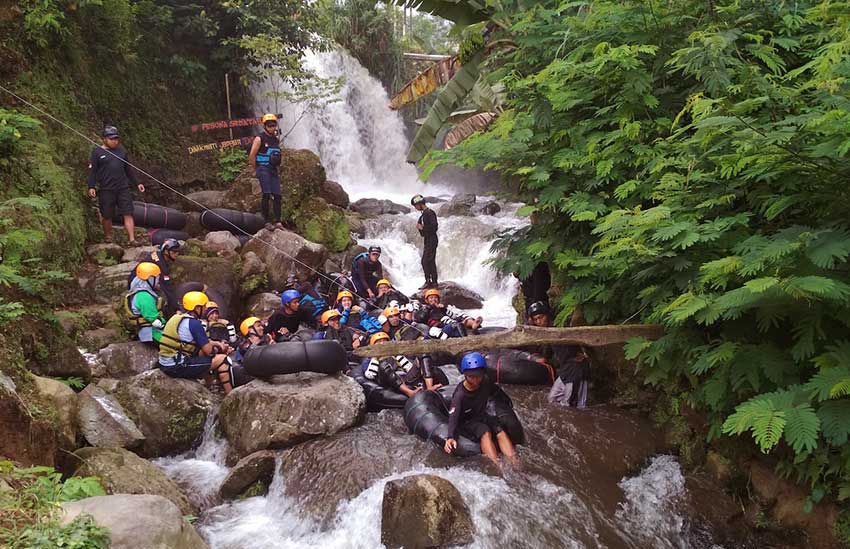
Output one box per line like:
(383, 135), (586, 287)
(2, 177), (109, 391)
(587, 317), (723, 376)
(252, 49), (523, 326)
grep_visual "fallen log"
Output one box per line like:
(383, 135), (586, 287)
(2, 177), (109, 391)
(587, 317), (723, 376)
(352, 324), (664, 359)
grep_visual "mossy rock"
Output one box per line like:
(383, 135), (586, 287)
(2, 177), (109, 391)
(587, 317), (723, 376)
(295, 197), (351, 253)
(280, 149), (327, 222)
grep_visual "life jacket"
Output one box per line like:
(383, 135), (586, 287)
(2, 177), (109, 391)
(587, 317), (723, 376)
(159, 313), (200, 359)
(123, 288), (164, 328)
(204, 318), (236, 342)
(256, 132), (281, 167)
(359, 316), (383, 334)
(300, 294), (329, 319)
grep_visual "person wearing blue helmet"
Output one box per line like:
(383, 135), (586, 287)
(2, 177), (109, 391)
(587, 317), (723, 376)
(264, 288), (317, 342)
(445, 352), (517, 465)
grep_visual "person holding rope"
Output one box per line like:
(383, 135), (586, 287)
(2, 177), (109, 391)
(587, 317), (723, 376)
(87, 125), (145, 246)
(248, 114), (284, 230)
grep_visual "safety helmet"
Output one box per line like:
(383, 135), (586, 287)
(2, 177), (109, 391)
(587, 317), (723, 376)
(368, 246), (381, 254)
(135, 262), (161, 280)
(281, 289), (301, 305)
(102, 125), (119, 138)
(205, 301), (220, 318)
(370, 332), (390, 345)
(383, 306), (400, 317)
(460, 352), (487, 373)
(411, 194), (426, 206)
(424, 288), (440, 300)
(240, 316), (261, 336)
(527, 301), (550, 318)
(321, 309), (341, 325)
(376, 279), (391, 288)
(336, 290), (354, 303)
(261, 113), (278, 124)
(160, 238), (181, 253)
(182, 291), (209, 312)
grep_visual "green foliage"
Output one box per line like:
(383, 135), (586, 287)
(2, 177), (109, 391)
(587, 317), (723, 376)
(0, 461), (109, 548)
(427, 0), (850, 502)
(55, 376), (86, 390)
(0, 109), (41, 163)
(219, 149), (247, 184)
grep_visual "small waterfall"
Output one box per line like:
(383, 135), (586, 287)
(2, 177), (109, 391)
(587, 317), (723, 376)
(252, 49), (524, 326)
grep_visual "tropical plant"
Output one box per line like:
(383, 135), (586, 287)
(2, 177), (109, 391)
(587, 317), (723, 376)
(424, 0), (850, 503)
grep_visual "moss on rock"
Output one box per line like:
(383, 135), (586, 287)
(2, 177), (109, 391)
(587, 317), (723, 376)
(295, 197), (351, 252)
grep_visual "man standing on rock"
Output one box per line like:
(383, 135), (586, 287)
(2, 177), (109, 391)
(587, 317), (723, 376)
(411, 194), (438, 290)
(87, 125), (145, 246)
(248, 114), (283, 230)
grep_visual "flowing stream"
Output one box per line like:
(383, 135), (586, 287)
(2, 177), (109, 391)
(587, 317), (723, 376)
(154, 50), (733, 548)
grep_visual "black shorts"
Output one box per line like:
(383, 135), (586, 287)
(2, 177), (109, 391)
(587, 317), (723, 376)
(98, 186), (134, 219)
(159, 355), (213, 379)
(459, 414), (503, 441)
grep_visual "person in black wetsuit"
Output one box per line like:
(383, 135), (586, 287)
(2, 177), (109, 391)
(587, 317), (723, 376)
(370, 279), (410, 311)
(351, 246), (385, 299)
(514, 262), (551, 314)
(265, 289), (317, 342)
(129, 238), (181, 317)
(445, 352), (517, 465)
(87, 125), (146, 245)
(412, 194), (438, 290)
(248, 114), (283, 230)
(363, 332), (439, 396)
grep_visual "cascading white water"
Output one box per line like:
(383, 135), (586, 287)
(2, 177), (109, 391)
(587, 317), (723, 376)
(252, 49), (522, 326)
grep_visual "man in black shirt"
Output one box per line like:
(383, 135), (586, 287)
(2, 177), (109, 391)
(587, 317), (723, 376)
(264, 289), (317, 342)
(87, 126), (145, 245)
(411, 194), (438, 290)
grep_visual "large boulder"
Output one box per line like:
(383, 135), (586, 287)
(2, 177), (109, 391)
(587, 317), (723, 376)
(203, 230), (241, 254)
(73, 447), (196, 515)
(89, 261), (136, 304)
(77, 384), (145, 449)
(0, 369), (61, 467)
(412, 281), (484, 310)
(218, 450), (276, 500)
(86, 243), (124, 265)
(33, 375), (77, 446)
(351, 198), (410, 216)
(95, 341), (158, 379)
(381, 474), (474, 548)
(61, 495), (207, 549)
(294, 197), (351, 252)
(184, 190), (227, 212)
(171, 255), (239, 316)
(245, 292), (281, 320)
(346, 212), (366, 238)
(80, 327), (123, 352)
(25, 341), (92, 381)
(219, 373), (365, 460)
(473, 200), (501, 216)
(112, 369), (217, 457)
(224, 169), (262, 212)
(438, 193), (476, 217)
(318, 180), (349, 209)
(242, 229), (328, 289)
(241, 251), (267, 279)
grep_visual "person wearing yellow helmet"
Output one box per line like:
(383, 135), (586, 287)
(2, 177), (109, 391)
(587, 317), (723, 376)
(371, 278), (410, 311)
(313, 308), (360, 354)
(158, 290), (234, 394)
(362, 329), (438, 398)
(412, 193), (438, 290)
(334, 289), (362, 328)
(125, 262), (166, 344)
(416, 288), (483, 337)
(203, 301), (237, 345)
(248, 113), (283, 230)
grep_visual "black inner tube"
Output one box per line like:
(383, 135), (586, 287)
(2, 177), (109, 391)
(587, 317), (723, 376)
(348, 361), (450, 412)
(242, 340), (347, 377)
(200, 208), (265, 235)
(116, 202), (187, 230)
(148, 228), (189, 246)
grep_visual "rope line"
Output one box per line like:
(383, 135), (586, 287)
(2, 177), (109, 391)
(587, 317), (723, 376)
(0, 83), (436, 339)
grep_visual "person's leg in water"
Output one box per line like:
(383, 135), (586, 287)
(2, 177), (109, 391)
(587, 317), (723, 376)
(479, 431), (500, 464)
(496, 430), (518, 465)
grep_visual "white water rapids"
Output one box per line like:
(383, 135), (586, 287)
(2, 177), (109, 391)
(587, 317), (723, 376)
(151, 50), (721, 548)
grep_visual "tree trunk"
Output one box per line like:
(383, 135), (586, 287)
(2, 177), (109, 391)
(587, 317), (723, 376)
(352, 324), (663, 359)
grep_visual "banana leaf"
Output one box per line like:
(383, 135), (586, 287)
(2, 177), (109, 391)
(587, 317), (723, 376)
(406, 49), (485, 164)
(444, 111), (497, 149)
(389, 0), (491, 26)
(390, 55), (462, 110)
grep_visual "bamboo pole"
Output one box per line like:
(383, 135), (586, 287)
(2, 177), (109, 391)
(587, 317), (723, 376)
(352, 324), (664, 359)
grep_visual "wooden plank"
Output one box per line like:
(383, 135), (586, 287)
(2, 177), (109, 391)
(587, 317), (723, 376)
(352, 324), (664, 358)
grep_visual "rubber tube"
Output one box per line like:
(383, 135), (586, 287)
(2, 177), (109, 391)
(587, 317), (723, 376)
(404, 384), (525, 455)
(475, 326), (508, 335)
(460, 349), (555, 385)
(348, 361), (450, 412)
(148, 228), (189, 246)
(116, 202), (187, 230)
(200, 208), (265, 235)
(242, 340), (347, 377)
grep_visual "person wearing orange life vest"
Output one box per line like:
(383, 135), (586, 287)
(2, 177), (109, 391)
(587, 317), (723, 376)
(248, 114), (283, 230)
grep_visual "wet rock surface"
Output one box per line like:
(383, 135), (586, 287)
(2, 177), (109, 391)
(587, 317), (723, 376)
(245, 292), (280, 320)
(61, 494), (208, 549)
(351, 198), (411, 216)
(96, 341), (158, 379)
(242, 228), (328, 288)
(219, 450), (276, 500)
(437, 193), (476, 217)
(203, 230), (241, 254)
(411, 280), (484, 310)
(381, 474), (474, 548)
(73, 447), (197, 515)
(77, 384), (145, 449)
(319, 179), (349, 209)
(219, 373), (365, 460)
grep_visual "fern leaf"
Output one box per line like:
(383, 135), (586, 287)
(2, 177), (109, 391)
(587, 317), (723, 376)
(805, 229), (850, 269)
(804, 367), (850, 401)
(783, 404), (820, 454)
(817, 400), (850, 445)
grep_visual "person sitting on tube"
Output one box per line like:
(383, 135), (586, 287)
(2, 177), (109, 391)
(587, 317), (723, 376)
(363, 332), (439, 397)
(415, 289), (483, 338)
(444, 352), (518, 465)
(265, 289), (317, 342)
(313, 309), (360, 355)
(369, 278), (410, 311)
(334, 290), (363, 328)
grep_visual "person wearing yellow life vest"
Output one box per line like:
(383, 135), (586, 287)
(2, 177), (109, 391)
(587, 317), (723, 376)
(158, 291), (234, 394)
(125, 262), (166, 345)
